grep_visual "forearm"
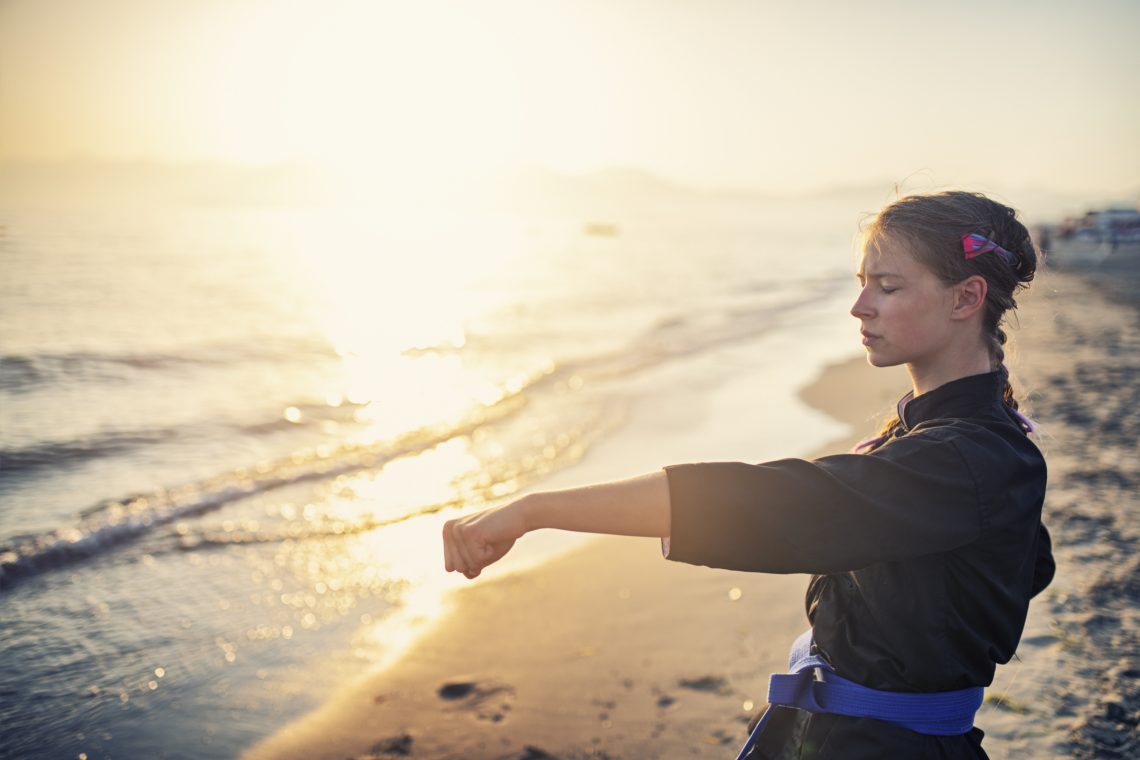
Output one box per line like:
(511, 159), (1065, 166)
(443, 470), (672, 578)
(521, 470), (671, 538)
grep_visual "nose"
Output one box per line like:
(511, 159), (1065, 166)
(850, 287), (874, 320)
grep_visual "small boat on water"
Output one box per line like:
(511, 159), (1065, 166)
(583, 222), (620, 237)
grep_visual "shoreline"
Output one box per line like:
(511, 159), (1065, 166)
(243, 354), (909, 760)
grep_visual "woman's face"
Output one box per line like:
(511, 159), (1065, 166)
(850, 235), (957, 368)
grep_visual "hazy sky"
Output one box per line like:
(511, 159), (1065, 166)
(2, 0), (1137, 194)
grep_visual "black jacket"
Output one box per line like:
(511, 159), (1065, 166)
(663, 371), (1054, 759)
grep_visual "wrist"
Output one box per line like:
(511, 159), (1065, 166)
(515, 492), (546, 533)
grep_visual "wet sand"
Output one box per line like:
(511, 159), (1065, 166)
(244, 264), (1138, 759)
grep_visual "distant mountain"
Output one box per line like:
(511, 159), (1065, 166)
(492, 165), (907, 226)
(1, 159), (1132, 224)
(0, 159), (328, 208)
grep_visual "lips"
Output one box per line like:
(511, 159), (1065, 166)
(861, 330), (880, 346)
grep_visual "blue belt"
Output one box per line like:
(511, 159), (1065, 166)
(735, 630), (984, 759)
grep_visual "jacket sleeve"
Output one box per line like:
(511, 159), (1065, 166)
(663, 429), (984, 574)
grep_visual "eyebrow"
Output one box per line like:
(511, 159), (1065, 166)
(855, 270), (904, 281)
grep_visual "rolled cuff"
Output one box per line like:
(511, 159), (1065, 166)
(662, 462), (768, 571)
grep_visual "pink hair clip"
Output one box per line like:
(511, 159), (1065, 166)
(962, 233), (1017, 267)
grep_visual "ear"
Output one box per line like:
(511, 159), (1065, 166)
(950, 275), (988, 321)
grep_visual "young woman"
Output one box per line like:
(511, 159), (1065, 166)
(442, 191), (1055, 759)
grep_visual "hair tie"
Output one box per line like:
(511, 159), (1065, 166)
(962, 233), (1017, 267)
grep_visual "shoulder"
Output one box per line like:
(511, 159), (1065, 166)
(876, 417), (1046, 508)
(877, 413), (1042, 462)
(904, 416), (1044, 469)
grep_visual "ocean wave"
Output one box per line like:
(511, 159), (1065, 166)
(0, 391), (529, 590)
(576, 278), (841, 382)
(0, 338), (336, 393)
(415, 278), (842, 386)
(0, 428), (178, 481)
(171, 496), (464, 553)
(0, 399), (369, 484)
(232, 399), (369, 435)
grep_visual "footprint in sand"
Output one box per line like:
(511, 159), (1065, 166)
(512, 747), (560, 760)
(678, 674), (733, 696)
(357, 733), (413, 757)
(438, 679), (516, 723)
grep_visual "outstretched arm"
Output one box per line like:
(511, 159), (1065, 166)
(442, 470), (671, 579)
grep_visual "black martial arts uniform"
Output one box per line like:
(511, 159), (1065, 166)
(663, 371), (1054, 759)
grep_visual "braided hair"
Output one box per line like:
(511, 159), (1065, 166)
(854, 191), (1040, 453)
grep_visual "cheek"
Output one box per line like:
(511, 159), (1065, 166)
(882, 296), (938, 341)
(898, 302), (951, 345)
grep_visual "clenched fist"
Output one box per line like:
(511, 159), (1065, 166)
(442, 498), (529, 579)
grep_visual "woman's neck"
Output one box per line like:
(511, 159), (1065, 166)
(907, 349), (994, 398)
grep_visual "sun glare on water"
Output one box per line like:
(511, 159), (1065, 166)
(282, 205), (530, 432)
(242, 204), (551, 649)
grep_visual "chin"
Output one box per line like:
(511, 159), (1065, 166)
(864, 350), (903, 368)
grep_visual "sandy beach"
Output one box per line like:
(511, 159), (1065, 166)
(244, 262), (1139, 759)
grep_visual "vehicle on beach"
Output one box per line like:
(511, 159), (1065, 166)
(1043, 205), (1140, 265)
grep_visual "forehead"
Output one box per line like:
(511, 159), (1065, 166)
(857, 234), (925, 277)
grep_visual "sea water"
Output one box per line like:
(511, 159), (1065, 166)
(0, 197), (869, 759)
